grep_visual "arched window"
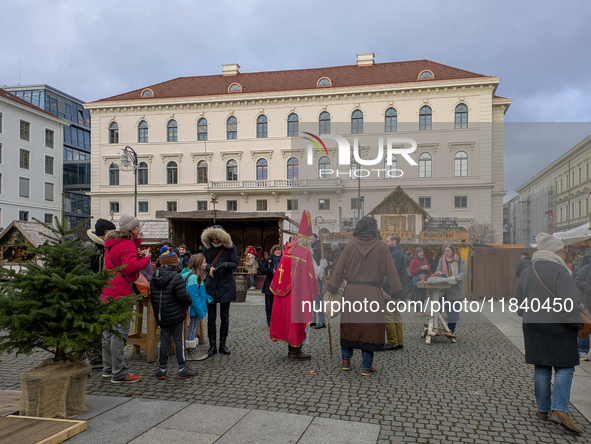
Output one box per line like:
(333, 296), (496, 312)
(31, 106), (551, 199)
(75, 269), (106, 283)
(317, 78), (331, 86)
(418, 152), (432, 178)
(197, 160), (208, 183)
(141, 89), (153, 97)
(109, 122), (119, 144)
(319, 111), (331, 135)
(256, 158), (268, 180)
(166, 161), (178, 184)
(454, 151), (468, 177)
(138, 120), (148, 143)
(419, 106), (432, 131)
(109, 162), (119, 185)
(229, 83), (241, 92)
(257, 115), (268, 138)
(318, 156), (331, 179)
(287, 113), (299, 137)
(227, 116), (237, 139)
(385, 108), (397, 132)
(455, 103), (468, 129)
(287, 157), (299, 180)
(167, 120), (178, 142)
(419, 70), (433, 79)
(226, 159), (238, 181)
(137, 162), (148, 185)
(351, 109), (363, 134)
(197, 118), (208, 141)
(384, 155), (398, 179)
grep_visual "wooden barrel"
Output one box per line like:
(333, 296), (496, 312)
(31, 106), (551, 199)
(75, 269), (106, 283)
(234, 273), (248, 303)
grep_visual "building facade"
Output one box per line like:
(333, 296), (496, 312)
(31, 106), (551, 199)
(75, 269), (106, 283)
(0, 88), (64, 229)
(86, 54), (510, 238)
(2, 84), (91, 228)
(508, 136), (591, 244)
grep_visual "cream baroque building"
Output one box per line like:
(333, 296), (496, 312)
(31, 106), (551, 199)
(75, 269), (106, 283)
(85, 54), (511, 238)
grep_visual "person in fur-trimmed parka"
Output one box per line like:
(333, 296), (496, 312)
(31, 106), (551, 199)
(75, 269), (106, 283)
(201, 225), (239, 357)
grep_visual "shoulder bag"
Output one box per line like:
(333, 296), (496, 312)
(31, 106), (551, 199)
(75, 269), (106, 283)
(532, 264), (591, 338)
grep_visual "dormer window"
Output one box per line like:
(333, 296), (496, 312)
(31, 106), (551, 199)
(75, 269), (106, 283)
(228, 83), (242, 92)
(141, 89), (154, 97)
(418, 70), (434, 80)
(317, 77), (331, 87)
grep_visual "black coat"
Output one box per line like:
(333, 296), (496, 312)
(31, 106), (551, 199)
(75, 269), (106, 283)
(261, 256), (276, 296)
(179, 251), (191, 270)
(389, 245), (407, 295)
(201, 227), (239, 303)
(150, 266), (192, 328)
(514, 260), (582, 368)
(515, 256), (532, 278)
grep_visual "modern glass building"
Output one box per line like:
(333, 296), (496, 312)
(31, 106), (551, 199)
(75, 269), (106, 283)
(2, 84), (91, 228)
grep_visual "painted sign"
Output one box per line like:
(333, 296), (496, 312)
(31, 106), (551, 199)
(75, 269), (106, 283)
(419, 231), (470, 240)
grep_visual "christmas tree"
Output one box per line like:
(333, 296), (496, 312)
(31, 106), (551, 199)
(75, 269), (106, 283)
(0, 218), (140, 362)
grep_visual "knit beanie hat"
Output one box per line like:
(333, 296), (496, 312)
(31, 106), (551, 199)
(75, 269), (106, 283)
(536, 233), (564, 253)
(416, 247), (424, 254)
(331, 242), (339, 250)
(95, 218), (116, 237)
(119, 213), (140, 232)
(159, 246), (179, 267)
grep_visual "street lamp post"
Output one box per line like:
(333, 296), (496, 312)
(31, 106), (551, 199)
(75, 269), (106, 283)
(121, 146), (138, 217)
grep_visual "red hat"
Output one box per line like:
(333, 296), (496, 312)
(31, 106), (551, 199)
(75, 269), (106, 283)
(297, 210), (313, 238)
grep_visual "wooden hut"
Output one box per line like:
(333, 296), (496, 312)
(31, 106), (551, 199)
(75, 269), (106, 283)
(0, 221), (53, 275)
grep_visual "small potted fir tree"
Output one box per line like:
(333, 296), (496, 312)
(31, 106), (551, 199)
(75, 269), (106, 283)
(0, 218), (139, 418)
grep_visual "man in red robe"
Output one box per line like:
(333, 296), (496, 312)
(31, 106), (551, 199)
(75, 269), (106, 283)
(270, 210), (319, 360)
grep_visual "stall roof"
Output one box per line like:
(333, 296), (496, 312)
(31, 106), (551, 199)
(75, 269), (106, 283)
(553, 222), (591, 246)
(155, 210), (296, 231)
(0, 221), (53, 248)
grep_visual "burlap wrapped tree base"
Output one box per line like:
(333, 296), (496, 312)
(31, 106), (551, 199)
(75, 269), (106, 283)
(20, 358), (91, 418)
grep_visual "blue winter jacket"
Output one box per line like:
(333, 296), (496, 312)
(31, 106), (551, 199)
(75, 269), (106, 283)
(181, 269), (209, 320)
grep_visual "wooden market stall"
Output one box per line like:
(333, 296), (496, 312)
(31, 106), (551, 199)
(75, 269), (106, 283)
(0, 221), (53, 276)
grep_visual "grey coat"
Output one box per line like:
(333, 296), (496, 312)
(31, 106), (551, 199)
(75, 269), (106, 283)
(436, 256), (467, 301)
(514, 260), (582, 368)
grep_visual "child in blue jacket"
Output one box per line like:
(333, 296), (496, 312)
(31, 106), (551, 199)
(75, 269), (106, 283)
(181, 253), (212, 361)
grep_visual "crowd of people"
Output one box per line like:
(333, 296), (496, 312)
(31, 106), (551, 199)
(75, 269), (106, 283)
(86, 209), (587, 436)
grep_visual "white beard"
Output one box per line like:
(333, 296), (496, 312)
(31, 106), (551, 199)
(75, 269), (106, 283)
(294, 236), (314, 252)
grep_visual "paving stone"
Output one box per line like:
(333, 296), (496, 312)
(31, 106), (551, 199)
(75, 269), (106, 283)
(74, 395), (131, 420)
(215, 409), (312, 444)
(128, 428), (219, 444)
(157, 404), (249, 435)
(66, 398), (189, 444)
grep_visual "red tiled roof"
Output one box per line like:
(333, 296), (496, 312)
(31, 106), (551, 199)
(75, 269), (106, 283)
(0, 87), (63, 120)
(94, 59), (492, 103)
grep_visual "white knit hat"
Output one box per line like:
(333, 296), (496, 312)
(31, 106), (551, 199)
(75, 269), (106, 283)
(119, 213), (140, 232)
(536, 232), (564, 253)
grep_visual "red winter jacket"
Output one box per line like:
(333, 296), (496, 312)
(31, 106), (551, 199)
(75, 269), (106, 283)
(409, 256), (431, 276)
(101, 230), (150, 301)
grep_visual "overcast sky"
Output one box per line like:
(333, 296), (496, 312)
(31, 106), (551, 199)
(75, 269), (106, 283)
(2, 0), (590, 201)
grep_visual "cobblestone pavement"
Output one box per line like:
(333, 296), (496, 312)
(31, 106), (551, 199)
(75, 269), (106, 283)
(2, 305), (590, 443)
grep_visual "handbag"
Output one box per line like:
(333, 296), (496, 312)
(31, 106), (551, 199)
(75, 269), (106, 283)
(323, 284), (345, 319)
(106, 249), (150, 297)
(532, 264), (591, 339)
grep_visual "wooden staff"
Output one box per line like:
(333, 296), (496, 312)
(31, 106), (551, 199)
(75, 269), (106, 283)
(315, 216), (333, 355)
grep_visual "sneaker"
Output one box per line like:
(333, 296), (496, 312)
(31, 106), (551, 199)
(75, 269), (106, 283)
(154, 368), (167, 380)
(111, 374), (142, 383)
(102, 373), (112, 378)
(362, 365), (378, 376)
(535, 409), (549, 422)
(580, 353), (590, 361)
(178, 366), (198, 379)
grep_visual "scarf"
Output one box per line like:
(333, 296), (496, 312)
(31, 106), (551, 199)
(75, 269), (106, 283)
(441, 254), (460, 277)
(272, 254), (282, 270)
(531, 250), (568, 270)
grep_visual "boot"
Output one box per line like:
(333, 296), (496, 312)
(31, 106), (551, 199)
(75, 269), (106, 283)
(288, 345), (311, 360)
(207, 331), (217, 357)
(219, 329), (231, 355)
(194, 344), (208, 361)
(550, 411), (583, 434)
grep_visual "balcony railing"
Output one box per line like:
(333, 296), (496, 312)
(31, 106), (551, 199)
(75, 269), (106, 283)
(208, 178), (342, 189)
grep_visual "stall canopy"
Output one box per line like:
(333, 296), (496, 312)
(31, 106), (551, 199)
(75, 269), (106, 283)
(553, 222), (591, 246)
(155, 210), (298, 254)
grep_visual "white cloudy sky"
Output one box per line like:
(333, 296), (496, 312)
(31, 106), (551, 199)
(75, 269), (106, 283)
(2, 0), (590, 200)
